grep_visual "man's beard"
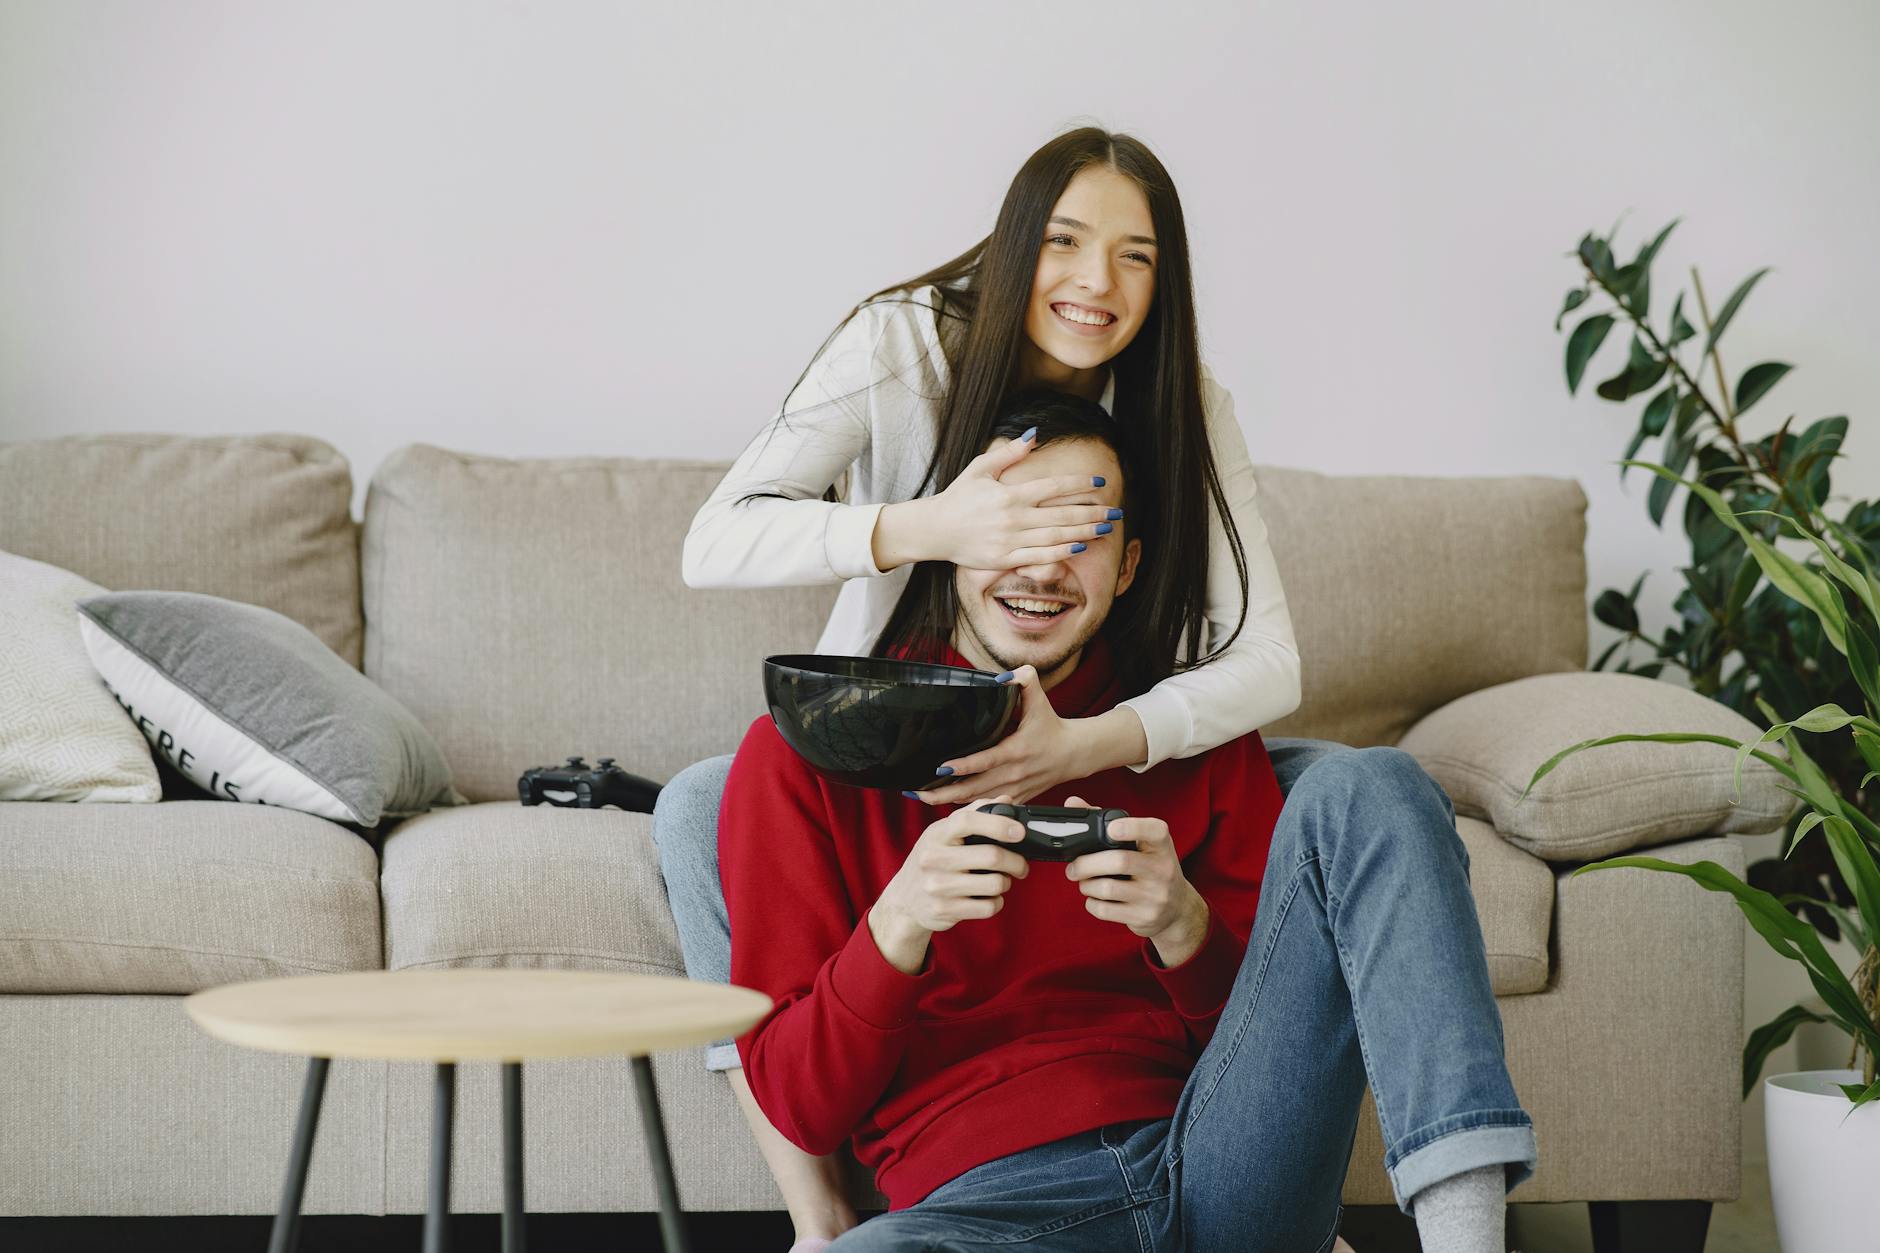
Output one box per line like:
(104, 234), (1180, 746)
(959, 592), (1100, 676)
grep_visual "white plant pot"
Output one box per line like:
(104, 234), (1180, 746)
(1764, 1068), (1880, 1252)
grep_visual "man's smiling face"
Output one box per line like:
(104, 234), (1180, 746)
(952, 436), (1142, 689)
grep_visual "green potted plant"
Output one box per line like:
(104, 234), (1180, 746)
(1546, 220), (1877, 1250)
(1556, 214), (1870, 944)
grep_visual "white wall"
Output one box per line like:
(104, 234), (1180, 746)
(4, 0), (1876, 1174)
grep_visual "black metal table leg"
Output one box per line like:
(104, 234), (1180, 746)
(424, 1062), (455, 1253)
(630, 1054), (689, 1253)
(268, 1055), (330, 1253)
(502, 1062), (525, 1253)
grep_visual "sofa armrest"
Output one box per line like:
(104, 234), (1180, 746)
(1398, 671), (1799, 862)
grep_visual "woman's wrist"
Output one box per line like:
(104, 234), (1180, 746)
(870, 498), (936, 572)
(1075, 706), (1151, 774)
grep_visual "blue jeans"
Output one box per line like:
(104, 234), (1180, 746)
(649, 739), (1537, 1242)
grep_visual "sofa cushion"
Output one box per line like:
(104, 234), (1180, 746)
(1254, 467), (1588, 748)
(0, 433), (363, 667)
(76, 590), (461, 827)
(0, 800), (381, 992)
(0, 551), (160, 803)
(377, 803), (1551, 996)
(1400, 670), (1800, 861)
(380, 802), (684, 975)
(362, 445), (839, 800)
(1458, 817), (1553, 995)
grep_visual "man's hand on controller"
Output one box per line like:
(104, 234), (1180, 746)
(913, 665), (1088, 807)
(1060, 795), (1211, 969)
(867, 795), (1029, 976)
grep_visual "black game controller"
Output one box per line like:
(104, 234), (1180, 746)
(966, 803), (1134, 862)
(519, 757), (662, 813)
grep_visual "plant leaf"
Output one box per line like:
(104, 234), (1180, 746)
(1845, 615), (1880, 718)
(1747, 535), (1849, 654)
(1636, 217), (1681, 270)
(1703, 266), (1773, 358)
(1628, 457), (1850, 655)
(1647, 437), (1698, 528)
(1836, 1073), (1880, 1118)
(1735, 362), (1794, 416)
(1671, 391), (1705, 440)
(1567, 314), (1617, 395)
(1555, 288), (1589, 332)
(1820, 814), (1880, 974)
(1640, 387), (1676, 437)
(1778, 720), (1843, 816)
(1853, 726), (1880, 782)
(1669, 293), (1698, 345)
(1737, 506), (1880, 636)
(1784, 810), (1826, 859)
(1744, 1002), (1833, 1099)
(1734, 704), (1865, 808)
(1579, 234), (1617, 282)
(1726, 549), (1762, 620)
(1594, 588), (1640, 632)
(1523, 732), (1801, 804)
(1777, 893), (1871, 953)
(1791, 703), (1868, 734)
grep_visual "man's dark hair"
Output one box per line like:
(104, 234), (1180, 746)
(869, 387), (1151, 693)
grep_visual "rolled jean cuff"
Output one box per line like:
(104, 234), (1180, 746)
(704, 1040), (740, 1073)
(1387, 1112), (1538, 1215)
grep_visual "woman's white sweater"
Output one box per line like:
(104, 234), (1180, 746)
(681, 285), (1302, 772)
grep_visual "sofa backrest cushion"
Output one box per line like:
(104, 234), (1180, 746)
(362, 445), (839, 801)
(0, 434), (362, 667)
(364, 449), (1587, 794)
(1254, 466), (1588, 747)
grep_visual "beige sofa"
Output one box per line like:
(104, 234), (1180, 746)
(0, 433), (1753, 1243)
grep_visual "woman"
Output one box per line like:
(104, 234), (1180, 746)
(655, 127), (1524, 1251)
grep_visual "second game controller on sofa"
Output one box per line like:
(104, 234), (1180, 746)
(518, 757), (662, 813)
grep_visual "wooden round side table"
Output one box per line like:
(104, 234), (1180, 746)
(186, 968), (771, 1253)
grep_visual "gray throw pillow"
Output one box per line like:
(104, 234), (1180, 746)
(76, 591), (462, 827)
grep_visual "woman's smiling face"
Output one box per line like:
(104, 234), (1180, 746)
(1026, 165), (1159, 372)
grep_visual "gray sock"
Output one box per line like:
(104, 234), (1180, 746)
(1409, 1163), (1505, 1253)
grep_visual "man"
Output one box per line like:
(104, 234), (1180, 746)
(719, 393), (1535, 1252)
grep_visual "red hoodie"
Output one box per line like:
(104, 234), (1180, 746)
(720, 632), (1283, 1208)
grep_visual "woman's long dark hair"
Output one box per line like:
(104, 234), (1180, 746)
(740, 125), (1250, 699)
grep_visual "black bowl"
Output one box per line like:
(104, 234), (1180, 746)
(763, 654), (1021, 791)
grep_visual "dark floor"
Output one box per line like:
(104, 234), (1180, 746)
(0, 1207), (1425, 1251)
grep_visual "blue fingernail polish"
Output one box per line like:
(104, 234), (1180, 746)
(1095, 522), (1113, 535)
(995, 671), (1014, 683)
(936, 766), (954, 776)
(902, 790), (921, 800)
(1021, 426), (1037, 443)
(1092, 476), (1105, 487)
(1071, 542), (1087, 553)
(1106, 507), (1123, 520)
